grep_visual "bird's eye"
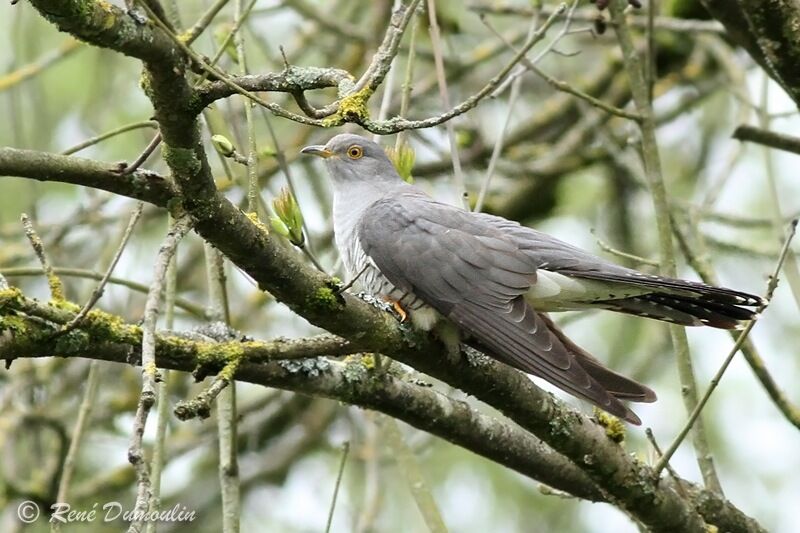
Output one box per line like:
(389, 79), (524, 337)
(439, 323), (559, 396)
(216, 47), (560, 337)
(347, 145), (363, 160)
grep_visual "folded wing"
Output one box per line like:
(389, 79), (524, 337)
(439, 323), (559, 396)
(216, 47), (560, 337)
(358, 192), (652, 423)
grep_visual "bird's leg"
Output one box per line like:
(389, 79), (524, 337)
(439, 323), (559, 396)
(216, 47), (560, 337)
(336, 264), (369, 294)
(435, 321), (463, 365)
(382, 297), (408, 323)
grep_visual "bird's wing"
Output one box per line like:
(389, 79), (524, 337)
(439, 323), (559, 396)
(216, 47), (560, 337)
(357, 192), (643, 423)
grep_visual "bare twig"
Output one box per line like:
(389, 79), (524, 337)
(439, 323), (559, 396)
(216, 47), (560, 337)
(128, 215), (193, 532)
(21, 213), (65, 301)
(119, 133), (162, 175)
(59, 203), (144, 335)
(325, 441), (350, 533)
(353, 0), (422, 94)
(183, 0), (231, 44)
(756, 74), (800, 313)
(0, 38), (82, 92)
(61, 121), (158, 156)
(356, 413), (382, 533)
(474, 1), (636, 212)
(655, 220), (798, 475)
(591, 228), (659, 267)
(217, 375), (240, 533)
(733, 124), (800, 156)
(479, 15), (642, 122)
(361, 4), (567, 134)
(373, 0), (404, 144)
(672, 214), (800, 430)
(198, 0), (260, 71)
(469, 3), (725, 33)
(203, 239), (240, 533)
(426, 0), (468, 208)
(395, 13), (420, 149)
(644, 428), (687, 498)
(609, 0), (722, 493)
(1, 267), (206, 317)
(54, 362), (100, 506)
(285, 0), (366, 43)
(145, 219), (179, 533)
(235, 0), (259, 216)
(474, 12), (539, 214)
(492, 0), (580, 95)
(379, 416), (447, 533)
(337, 264), (369, 294)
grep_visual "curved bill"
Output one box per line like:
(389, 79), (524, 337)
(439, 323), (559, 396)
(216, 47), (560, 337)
(300, 145), (333, 158)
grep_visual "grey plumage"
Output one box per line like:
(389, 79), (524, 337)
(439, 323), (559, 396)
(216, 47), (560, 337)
(302, 133), (764, 424)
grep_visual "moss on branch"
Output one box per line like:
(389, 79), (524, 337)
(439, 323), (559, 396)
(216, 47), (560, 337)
(28, 0), (180, 63)
(0, 290), (601, 502)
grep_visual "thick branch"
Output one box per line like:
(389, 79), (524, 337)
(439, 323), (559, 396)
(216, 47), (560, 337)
(0, 148), (176, 207)
(193, 67), (354, 113)
(27, 0), (180, 64)
(0, 290), (765, 532)
(700, 0), (800, 106)
(0, 297), (602, 503)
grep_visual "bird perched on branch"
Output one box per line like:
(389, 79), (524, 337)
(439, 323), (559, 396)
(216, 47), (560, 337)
(302, 133), (764, 424)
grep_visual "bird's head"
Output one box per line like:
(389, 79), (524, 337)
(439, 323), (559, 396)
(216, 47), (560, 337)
(301, 133), (402, 186)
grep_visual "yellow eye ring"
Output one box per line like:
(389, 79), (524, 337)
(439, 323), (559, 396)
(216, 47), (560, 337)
(346, 145), (363, 159)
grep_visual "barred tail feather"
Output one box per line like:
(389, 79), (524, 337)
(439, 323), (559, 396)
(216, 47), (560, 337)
(567, 269), (765, 308)
(598, 292), (760, 330)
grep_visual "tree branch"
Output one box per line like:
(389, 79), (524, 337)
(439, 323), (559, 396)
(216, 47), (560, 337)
(0, 288), (766, 532)
(0, 291), (602, 503)
(699, 0), (800, 106)
(28, 0), (180, 63)
(732, 124), (800, 155)
(0, 147), (176, 207)
(193, 67), (354, 114)
(0, 69), (759, 533)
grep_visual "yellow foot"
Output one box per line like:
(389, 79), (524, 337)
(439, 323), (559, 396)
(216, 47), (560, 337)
(383, 297), (408, 323)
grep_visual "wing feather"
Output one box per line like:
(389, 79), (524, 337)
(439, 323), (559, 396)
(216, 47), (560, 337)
(358, 192), (642, 423)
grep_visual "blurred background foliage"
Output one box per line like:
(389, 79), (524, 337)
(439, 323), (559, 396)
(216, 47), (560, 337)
(1, 0), (799, 531)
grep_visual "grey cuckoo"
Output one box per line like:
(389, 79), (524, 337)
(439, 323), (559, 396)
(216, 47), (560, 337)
(302, 133), (763, 424)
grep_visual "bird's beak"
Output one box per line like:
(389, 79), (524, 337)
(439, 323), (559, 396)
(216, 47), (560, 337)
(300, 145), (333, 159)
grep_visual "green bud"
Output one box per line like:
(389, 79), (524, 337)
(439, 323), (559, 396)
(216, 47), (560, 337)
(211, 134), (235, 157)
(272, 187), (304, 246)
(269, 216), (290, 237)
(385, 143), (416, 183)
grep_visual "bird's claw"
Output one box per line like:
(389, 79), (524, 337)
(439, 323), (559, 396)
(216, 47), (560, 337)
(383, 297), (408, 323)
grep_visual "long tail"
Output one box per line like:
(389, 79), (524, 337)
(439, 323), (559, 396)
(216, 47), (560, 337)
(597, 292), (760, 329)
(565, 270), (764, 330)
